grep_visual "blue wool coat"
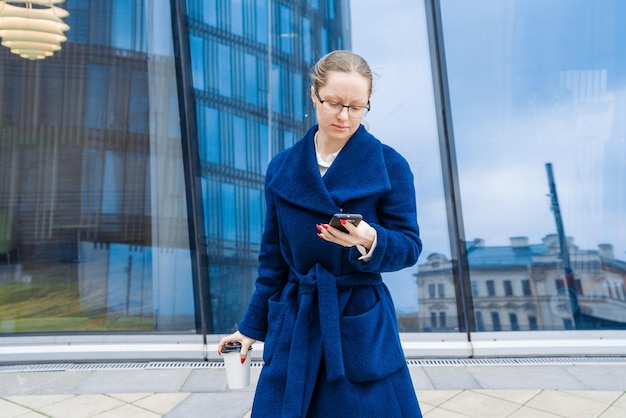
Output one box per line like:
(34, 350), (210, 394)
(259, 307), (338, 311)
(238, 124), (423, 418)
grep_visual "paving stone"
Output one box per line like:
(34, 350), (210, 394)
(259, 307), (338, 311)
(422, 366), (481, 390)
(91, 404), (161, 418)
(133, 392), (191, 415)
(37, 394), (125, 418)
(5, 394), (75, 410)
(73, 369), (191, 394)
(0, 398), (34, 418)
(164, 392), (254, 418)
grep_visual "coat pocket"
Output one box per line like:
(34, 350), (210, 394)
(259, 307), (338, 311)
(263, 297), (290, 366)
(340, 297), (405, 382)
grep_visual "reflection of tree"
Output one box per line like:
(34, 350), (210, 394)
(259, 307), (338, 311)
(417, 234), (626, 332)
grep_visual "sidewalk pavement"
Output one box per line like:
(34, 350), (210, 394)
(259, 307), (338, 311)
(0, 358), (625, 417)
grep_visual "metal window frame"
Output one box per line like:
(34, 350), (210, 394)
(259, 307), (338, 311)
(424, 0), (476, 338)
(170, 0), (213, 338)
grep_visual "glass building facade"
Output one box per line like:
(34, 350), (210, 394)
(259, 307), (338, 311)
(0, 0), (625, 360)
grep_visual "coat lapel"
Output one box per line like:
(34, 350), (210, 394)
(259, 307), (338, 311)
(323, 124), (391, 207)
(268, 125), (391, 213)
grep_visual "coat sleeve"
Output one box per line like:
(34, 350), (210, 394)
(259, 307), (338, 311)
(349, 147), (422, 273)
(238, 160), (289, 341)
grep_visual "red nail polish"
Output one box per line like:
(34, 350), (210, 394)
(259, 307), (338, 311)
(240, 357), (246, 364)
(322, 224), (329, 229)
(340, 219), (347, 225)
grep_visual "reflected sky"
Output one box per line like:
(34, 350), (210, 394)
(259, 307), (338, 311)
(351, 0), (625, 258)
(351, 0), (448, 256)
(351, 0), (444, 311)
(349, 0), (626, 311)
(438, 0), (626, 260)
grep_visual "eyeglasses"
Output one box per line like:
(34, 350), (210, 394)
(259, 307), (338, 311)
(314, 89), (370, 119)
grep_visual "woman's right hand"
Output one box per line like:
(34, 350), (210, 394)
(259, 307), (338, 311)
(217, 331), (256, 362)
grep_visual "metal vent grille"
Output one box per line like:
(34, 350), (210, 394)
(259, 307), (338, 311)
(406, 357), (626, 367)
(1, 357), (625, 374)
(0, 361), (264, 373)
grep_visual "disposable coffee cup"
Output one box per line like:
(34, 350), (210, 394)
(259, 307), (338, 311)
(222, 342), (251, 389)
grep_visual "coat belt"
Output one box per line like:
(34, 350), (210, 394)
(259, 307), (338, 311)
(282, 264), (382, 416)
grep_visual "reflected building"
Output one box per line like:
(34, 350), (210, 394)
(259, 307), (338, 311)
(186, 1), (351, 332)
(417, 235), (626, 332)
(0, 1), (351, 334)
(0, 3), (196, 331)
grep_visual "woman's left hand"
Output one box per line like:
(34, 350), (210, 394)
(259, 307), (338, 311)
(316, 219), (376, 251)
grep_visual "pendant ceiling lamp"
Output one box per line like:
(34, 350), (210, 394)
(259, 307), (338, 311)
(0, 0), (70, 60)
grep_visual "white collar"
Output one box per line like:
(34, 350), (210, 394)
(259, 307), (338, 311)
(316, 148), (340, 168)
(314, 130), (342, 169)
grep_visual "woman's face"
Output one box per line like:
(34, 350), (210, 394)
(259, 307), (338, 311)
(311, 71), (370, 144)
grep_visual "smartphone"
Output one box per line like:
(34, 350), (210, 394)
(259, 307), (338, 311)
(329, 213), (362, 233)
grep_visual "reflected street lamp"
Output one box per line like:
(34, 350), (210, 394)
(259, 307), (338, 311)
(0, 0), (70, 60)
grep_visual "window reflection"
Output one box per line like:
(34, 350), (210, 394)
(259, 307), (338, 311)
(351, 0), (452, 332)
(5, 0), (622, 341)
(191, 0), (351, 333)
(420, 235), (626, 331)
(437, 0), (626, 331)
(0, 2), (195, 333)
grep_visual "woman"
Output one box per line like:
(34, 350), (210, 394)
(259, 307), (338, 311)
(218, 50), (423, 417)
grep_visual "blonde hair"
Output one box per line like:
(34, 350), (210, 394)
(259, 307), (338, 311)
(310, 50), (373, 97)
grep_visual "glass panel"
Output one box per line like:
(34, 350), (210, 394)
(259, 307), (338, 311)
(259, 123), (269, 171)
(292, 72), (304, 121)
(440, 0), (626, 331)
(255, 0), (268, 45)
(0, 1), (195, 333)
(230, 0), (244, 36)
(198, 106), (220, 164)
(112, 0), (139, 51)
(271, 63), (283, 114)
(189, 35), (205, 90)
(351, 1), (453, 332)
(217, 43), (232, 97)
(204, 0), (218, 26)
(248, 188), (264, 245)
(302, 17), (312, 64)
(233, 116), (247, 170)
(191, 1), (357, 333)
(221, 183), (237, 242)
(244, 53), (258, 105)
(326, 0), (336, 21)
(183, 0), (449, 334)
(279, 4), (294, 54)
